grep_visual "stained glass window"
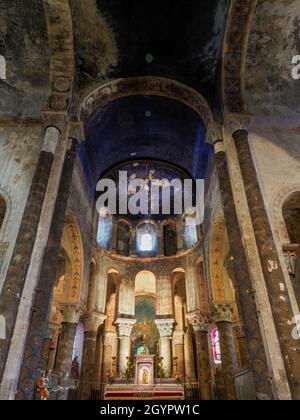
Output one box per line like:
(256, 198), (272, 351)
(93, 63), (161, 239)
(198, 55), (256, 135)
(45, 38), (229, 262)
(211, 327), (221, 365)
(140, 233), (153, 251)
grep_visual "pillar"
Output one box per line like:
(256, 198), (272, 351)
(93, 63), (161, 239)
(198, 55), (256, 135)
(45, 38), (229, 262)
(55, 305), (81, 400)
(0, 123), (61, 380)
(205, 123), (274, 400)
(80, 313), (106, 400)
(115, 318), (136, 376)
(186, 311), (212, 400)
(15, 137), (78, 400)
(173, 331), (185, 377)
(185, 260), (200, 314)
(39, 326), (55, 371)
(214, 303), (237, 400)
(228, 114), (300, 399)
(184, 327), (196, 381)
(155, 319), (175, 377)
(101, 331), (117, 382)
(233, 323), (249, 369)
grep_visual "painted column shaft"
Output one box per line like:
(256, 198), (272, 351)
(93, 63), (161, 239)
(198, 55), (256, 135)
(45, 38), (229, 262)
(212, 144), (274, 400)
(15, 140), (78, 400)
(0, 127), (59, 380)
(233, 128), (300, 399)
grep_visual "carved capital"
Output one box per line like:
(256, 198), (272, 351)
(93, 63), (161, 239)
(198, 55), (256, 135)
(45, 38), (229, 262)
(69, 121), (85, 144)
(41, 110), (67, 132)
(115, 318), (136, 337)
(205, 123), (224, 146)
(186, 311), (211, 333)
(60, 304), (82, 324)
(83, 313), (106, 333)
(225, 113), (252, 135)
(155, 319), (175, 337)
(213, 303), (234, 323)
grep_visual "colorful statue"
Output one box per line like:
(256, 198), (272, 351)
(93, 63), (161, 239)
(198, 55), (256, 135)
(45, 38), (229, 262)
(34, 370), (52, 400)
(71, 356), (80, 379)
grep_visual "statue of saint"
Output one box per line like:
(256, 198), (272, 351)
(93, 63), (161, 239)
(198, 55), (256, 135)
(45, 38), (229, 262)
(34, 370), (52, 400)
(142, 369), (148, 385)
(71, 356), (80, 379)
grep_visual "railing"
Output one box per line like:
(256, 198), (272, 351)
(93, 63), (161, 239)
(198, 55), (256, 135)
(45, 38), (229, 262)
(234, 370), (256, 400)
(49, 370), (254, 400)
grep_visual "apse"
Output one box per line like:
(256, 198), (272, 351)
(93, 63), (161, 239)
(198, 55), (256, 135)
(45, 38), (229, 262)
(80, 95), (212, 191)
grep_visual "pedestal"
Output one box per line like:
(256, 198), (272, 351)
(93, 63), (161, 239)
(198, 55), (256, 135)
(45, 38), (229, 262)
(135, 354), (155, 385)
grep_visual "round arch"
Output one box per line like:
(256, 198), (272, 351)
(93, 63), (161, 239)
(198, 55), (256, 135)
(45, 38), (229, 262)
(78, 76), (213, 127)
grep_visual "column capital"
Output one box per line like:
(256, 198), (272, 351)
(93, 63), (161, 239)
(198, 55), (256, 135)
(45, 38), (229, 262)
(225, 113), (253, 135)
(68, 120), (85, 143)
(213, 303), (234, 323)
(83, 312), (106, 333)
(205, 122), (224, 146)
(60, 304), (82, 324)
(155, 319), (175, 337)
(186, 311), (211, 333)
(41, 110), (68, 132)
(115, 318), (136, 337)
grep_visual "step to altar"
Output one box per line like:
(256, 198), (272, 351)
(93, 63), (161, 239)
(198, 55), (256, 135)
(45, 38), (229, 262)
(104, 384), (184, 400)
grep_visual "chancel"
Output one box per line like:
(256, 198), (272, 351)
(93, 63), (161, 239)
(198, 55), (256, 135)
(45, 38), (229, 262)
(0, 0), (299, 401)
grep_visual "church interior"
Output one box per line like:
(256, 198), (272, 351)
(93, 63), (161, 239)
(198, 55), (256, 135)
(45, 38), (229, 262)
(0, 0), (300, 401)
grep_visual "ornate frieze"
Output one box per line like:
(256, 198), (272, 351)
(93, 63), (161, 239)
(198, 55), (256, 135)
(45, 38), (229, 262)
(155, 319), (175, 337)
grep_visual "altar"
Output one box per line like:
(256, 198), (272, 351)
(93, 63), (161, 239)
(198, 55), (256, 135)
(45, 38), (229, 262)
(135, 354), (155, 385)
(104, 353), (184, 400)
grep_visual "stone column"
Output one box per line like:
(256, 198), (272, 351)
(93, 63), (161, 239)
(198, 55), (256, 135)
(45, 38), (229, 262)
(39, 326), (55, 371)
(101, 331), (117, 382)
(185, 260), (200, 314)
(173, 331), (185, 377)
(156, 272), (174, 318)
(0, 123), (62, 380)
(228, 114), (300, 399)
(55, 305), (81, 400)
(214, 303), (237, 400)
(16, 136), (78, 400)
(176, 219), (184, 253)
(115, 318), (136, 376)
(155, 319), (175, 377)
(157, 226), (164, 257)
(205, 123), (274, 400)
(184, 328), (196, 381)
(186, 311), (212, 400)
(80, 313), (106, 400)
(233, 323), (249, 369)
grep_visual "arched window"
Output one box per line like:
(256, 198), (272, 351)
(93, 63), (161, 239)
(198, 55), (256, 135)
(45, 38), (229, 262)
(163, 223), (177, 256)
(0, 195), (6, 233)
(136, 223), (157, 257)
(183, 214), (198, 249)
(96, 209), (112, 250)
(211, 328), (221, 365)
(117, 222), (131, 256)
